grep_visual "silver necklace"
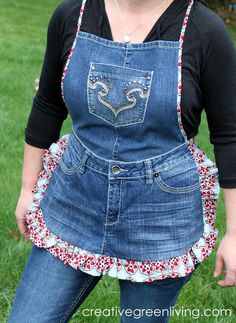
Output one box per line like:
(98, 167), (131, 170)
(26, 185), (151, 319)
(114, 0), (166, 43)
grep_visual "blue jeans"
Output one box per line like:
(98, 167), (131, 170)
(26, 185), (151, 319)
(7, 245), (200, 322)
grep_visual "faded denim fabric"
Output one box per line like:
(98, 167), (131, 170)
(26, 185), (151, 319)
(63, 32), (186, 160)
(40, 128), (203, 261)
(39, 30), (205, 261)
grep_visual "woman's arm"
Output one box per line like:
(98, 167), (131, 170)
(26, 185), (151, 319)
(25, 1), (69, 149)
(16, 2), (72, 239)
(200, 11), (236, 287)
(22, 143), (45, 191)
(15, 143), (45, 241)
(201, 14), (236, 189)
(224, 188), (236, 236)
(214, 188), (236, 287)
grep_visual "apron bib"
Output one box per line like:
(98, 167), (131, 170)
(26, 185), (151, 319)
(25, 0), (220, 282)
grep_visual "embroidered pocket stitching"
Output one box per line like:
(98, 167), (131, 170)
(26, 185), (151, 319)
(87, 62), (153, 127)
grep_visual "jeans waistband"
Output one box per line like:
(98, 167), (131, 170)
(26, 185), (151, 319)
(69, 129), (194, 184)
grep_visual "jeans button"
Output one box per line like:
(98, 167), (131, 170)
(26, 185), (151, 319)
(112, 165), (121, 174)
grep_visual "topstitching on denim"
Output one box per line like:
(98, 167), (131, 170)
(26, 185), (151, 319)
(66, 131), (194, 178)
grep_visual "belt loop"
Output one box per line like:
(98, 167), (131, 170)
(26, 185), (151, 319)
(79, 150), (92, 174)
(144, 160), (153, 185)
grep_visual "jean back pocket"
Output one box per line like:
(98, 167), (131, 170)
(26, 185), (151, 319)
(87, 62), (153, 127)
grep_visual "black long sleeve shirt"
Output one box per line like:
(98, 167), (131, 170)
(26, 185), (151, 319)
(24, 0), (236, 188)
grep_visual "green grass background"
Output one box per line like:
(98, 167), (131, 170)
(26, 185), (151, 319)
(0, 0), (235, 322)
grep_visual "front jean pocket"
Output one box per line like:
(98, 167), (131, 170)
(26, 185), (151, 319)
(58, 142), (81, 175)
(87, 62), (153, 127)
(153, 157), (201, 194)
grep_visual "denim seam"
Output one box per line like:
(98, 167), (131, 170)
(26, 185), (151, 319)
(115, 175), (146, 180)
(71, 129), (188, 163)
(60, 147), (194, 177)
(118, 179), (123, 223)
(123, 47), (128, 66)
(93, 62), (153, 74)
(60, 275), (96, 323)
(67, 154), (195, 179)
(85, 155), (194, 179)
(153, 155), (195, 173)
(112, 127), (119, 160)
(85, 164), (108, 175)
(105, 179), (123, 226)
(67, 136), (195, 178)
(101, 180), (112, 252)
(100, 230), (109, 254)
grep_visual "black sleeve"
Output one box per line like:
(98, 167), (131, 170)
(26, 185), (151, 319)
(24, 2), (69, 149)
(200, 12), (236, 188)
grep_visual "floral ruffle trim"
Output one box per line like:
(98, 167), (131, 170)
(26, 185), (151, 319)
(24, 134), (220, 283)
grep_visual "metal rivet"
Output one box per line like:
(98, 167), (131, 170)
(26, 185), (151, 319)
(112, 165), (121, 174)
(154, 172), (159, 177)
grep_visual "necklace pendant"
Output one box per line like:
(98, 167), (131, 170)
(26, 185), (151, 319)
(123, 35), (131, 43)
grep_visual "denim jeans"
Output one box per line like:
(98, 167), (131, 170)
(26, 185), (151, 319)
(7, 245), (200, 323)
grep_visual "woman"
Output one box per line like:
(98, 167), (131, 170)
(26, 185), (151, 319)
(8, 0), (236, 322)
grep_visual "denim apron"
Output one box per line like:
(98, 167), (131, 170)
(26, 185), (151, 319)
(25, 0), (220, 282)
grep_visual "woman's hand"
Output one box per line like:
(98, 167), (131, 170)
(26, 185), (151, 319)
(214, 233), (236, 287)
(15, 187), (35, 242)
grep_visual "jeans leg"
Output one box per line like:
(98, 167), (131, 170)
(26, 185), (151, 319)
(119, 263), (201, 323)
(7, 245), (102, 323)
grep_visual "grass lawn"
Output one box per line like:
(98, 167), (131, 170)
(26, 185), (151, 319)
(0, 0), (235, 322)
